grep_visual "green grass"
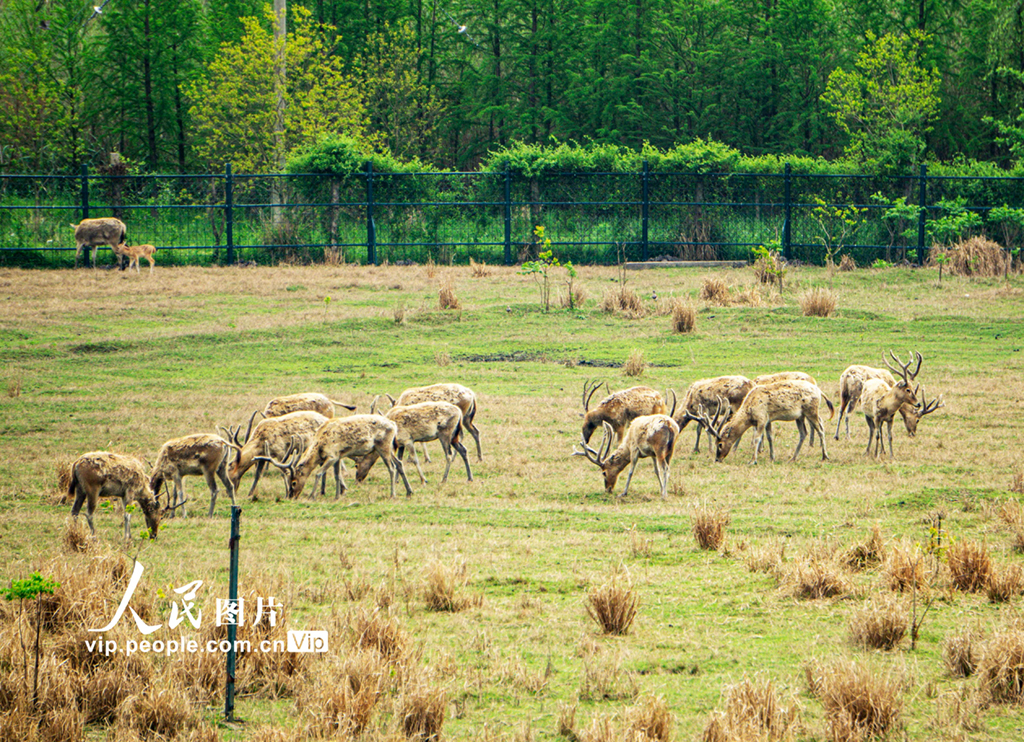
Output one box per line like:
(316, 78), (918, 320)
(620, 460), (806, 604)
(2, 261), (1024, 740)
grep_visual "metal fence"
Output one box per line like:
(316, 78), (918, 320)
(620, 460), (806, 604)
(2, 163), (1022, 268)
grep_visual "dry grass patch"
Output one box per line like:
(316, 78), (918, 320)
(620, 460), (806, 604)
(670, 300), (697, 333)
(1011, 470), (1024, 495)
(351, 607), (409, 660)
(61, 518), (93, 554)
(942, 628), (984, 678)
(805, 658), (905, 742)
(578, 650), (640, 702)
(849, 594), (908, 651)
(691, 503), (729, 551)
(469, 257), (492, 277)
(600, 287), (645, 317)
(422, 558), (478, 612)
(626, 695), (673, 742)
(929, 236), (1011, 277)
(842, 525), (886, 571)
(585, 572), (640, 636)
(838, 254), (857, 272)
(702, 675), (799, 742)
(561, 283), (588, 309)
(626, 524), (652, 558)
(699, 276), (730, 306)
(438, 277), (461, 310)
(297, 650), (387, 737)
(978, 626), (1024, 704)
(622, 349), (647, 378)
(947, 539), (993, 592)
(745, 539), (786, 576)
(791, 558), (852, 600)
(798, 287), (838, 317)
(986, 563), (1024, 603)
(881, 539), (926, 592)
(398, 675), (447, 742)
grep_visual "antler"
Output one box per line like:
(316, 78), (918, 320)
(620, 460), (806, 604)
(572, 420), (613, 465)
(695, 397), (728, 440)
(582, 379), (605, 412)
(241, 409), (262, 445)
(161, 497), (189, 515)
(915, 387), (945, 416)
(253, 437), (300, 472)
(884, 350), (923, 384)
(666, 389), (677, 419)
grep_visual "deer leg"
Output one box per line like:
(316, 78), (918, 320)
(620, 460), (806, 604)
(886, 420), (895, 460)
(387, 450), (414, 498)
(122, 499), (132, 542)
(70, 485), (95, 535)
(173, 473), (186, 518)
(464, 417), (483, 461)
(864, 417), (875, 456)
(693, 424), (702, 453)
(816, 418), (829, 460)
(834, 403), (845, 440)
(791, 419), (807, 461)
(203, 470), (220, 517)
(217, 462), (236, 511)
(766, 423), (776, 462)
(246, 461), (265, 501)
(453, 437), (473, 481)
(419, 442), (432, 463)
(439, 438), (456, 484)
(406, 444), (428, 485)
(619, 456), (641, 499)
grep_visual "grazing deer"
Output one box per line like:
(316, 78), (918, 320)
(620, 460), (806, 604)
(860, 351), (926, 459)
(150, 433), (235, 517)
(116, 242), (157, 274)
(68, 452), (162, 540)
(224, 410), (329, 500)
(262, 392), (357, 419)
(702, 379), (834, 463)
(393, 383), (482, 461)
(256, 415), (413, 499)
(753, 371), (817, 386)
(71, 217), (127, 269)
(673, 376), (754, 452)
(581, 380), (673, 447)
(573, 415), (679, 500)
(835, 364), (928, 440)
(355, 400), (472, 486)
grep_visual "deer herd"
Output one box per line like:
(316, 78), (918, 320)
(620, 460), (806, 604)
(67, 354), (944, 541)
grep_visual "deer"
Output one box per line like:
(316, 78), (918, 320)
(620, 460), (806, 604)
(224, 410), (329, 500)
(672, 376), (754, 452)
(581, 380), (674, 448)
(71, 217), (127, 269)
(149, 433), (235, 517)
(355, 399), (472, 487)
(392, 383), (482, 461)
(572, 415), (679, 500)
(262, 392), (357, 419)
(116, 242), (157, 274)
(859, 351), (927, 459)
(255, 414), (413, 500)
(753, 371), (821, 448)
(68, 451), (164, 540)
(701, 379), (835, 464)
(835, 364), (929, 440)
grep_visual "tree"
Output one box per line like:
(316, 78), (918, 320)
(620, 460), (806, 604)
(184, 5), (366, 175)
(821, 30), (941, 168)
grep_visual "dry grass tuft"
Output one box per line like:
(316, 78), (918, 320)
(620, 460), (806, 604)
(117, 685), (197, 740)
(438, 277), (461, 310)
(626, 695), (674, 742)
(622, 349), (647, 378)
(882, 539), (926, 592)
(351, 607), (408, 660)
(561, 284), (588, 309)
(691, 504), (729, 551)
(848, 594), (908, 651)
(586, 572), (640, 636)
(1012, 526), (1024, 555)
(393, 304), (407, 324)
(1011, 470), (1024, 495)
(702, 674), (798, 742)
(838, 254), (857, 272)
(578, 650), (640, 702)
(469, 257), (492, 277)
(600, 287), (645, 317)
(699, 276), (730, 306)
(557, 702), (578, 740)
(422, 558), (477, 612)
(791, 558), (852, 600)
(626, 524), (652, 559)
(745, 540), (786, 576)
(986, 563), (1024, 603)
(943, 628), (984, 678)
(842, 525), (886, 571)
(978, 627), (1024, 704)
(798, 287), (838, 317)
(399, 676), (447, 742)
(753, 251), (783, 285)
(929, 236), (1011, 277)
(6, 376), (22, 398)
(947, 539), (993, 592)
(805, 658), (904, 742)
(670, 301), (697, 333)
(61, 518), (93, 554)
(434, 351), (451, 367)
(297, 650), (386, 737)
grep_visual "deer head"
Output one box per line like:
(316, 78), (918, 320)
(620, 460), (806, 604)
(902, 388), (944, 437)
(572, 421), (617, 492)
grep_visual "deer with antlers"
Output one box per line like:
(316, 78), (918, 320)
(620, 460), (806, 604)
(581, 380), (674, 448)
(255, 414), (413, 499)
(573, 415), (680, 500)
(834, 364), (932, 441)
(224, 410), (330, 500)
(701, 379), (834, 463)
(355, 399), (472, 487)
(672, 376), (754, 452)
(150, 433), (235, 517)
(860, 351), (937, 459)
(262, 392), (357, 419)
(393, 383), (482, 462)
(68, 452), (165, 540)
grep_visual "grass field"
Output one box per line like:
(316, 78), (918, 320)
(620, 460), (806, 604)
(1, 259), (1024, 741)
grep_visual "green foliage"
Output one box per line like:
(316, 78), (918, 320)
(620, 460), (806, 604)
(810, 196), (867, 265)
(822, 31), (941, 169)
(518, 226), (577, 311)
(927, 198), (983, 247)
(988, 204), (1024, 250)
(872, 258), (892, 269)
(3, 572), (58, 601)
(751, 240), (786, 293)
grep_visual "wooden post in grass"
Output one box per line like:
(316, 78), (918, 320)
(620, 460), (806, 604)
(225, 506), (241, 722)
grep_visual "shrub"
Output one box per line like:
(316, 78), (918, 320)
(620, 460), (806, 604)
(670, 301), (697, 333)
(942, 628), (983, 678)
(798, 287), (837, 317)
(849, 595), (907, 650)
(699, 276), (730, 305)
(947, 540), (993, 592)
(805, 659), (904, 742)
(928, 236), (1010, 277)
(586, 572), (640, 635)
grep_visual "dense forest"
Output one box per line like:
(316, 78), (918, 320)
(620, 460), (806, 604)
(2, 0), (1024, 175)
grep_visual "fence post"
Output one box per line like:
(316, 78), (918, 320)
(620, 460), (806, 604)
(80, 164), (90, 266)
(782, 163), (792, 261)
(224, 506), (241, 722)
(366, 161), (376, 265)
(504, 165), (512, 265)
(225, 163), (235, 265)
(641, 160), (650, 261)
(916, 163), (927, 265)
